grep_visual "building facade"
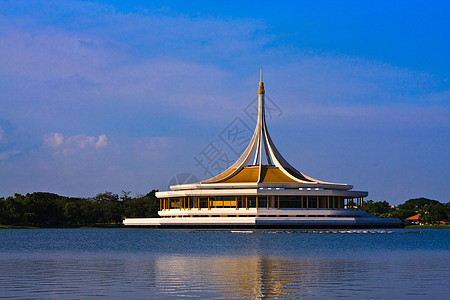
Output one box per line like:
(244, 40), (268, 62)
(124, 69), (401, 228)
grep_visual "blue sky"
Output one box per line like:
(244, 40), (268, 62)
(0, 0), (449, 204)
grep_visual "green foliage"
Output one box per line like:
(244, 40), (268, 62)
(122, 190), (159, 218)
(1, 191), (447, 227)
(390, 208), (415, 220)
(0, 190), (159, 227)
(398, 197), (441, 211)
(421, 203), (449, 224)
(362, 200), (393, 218)
(363, 197), (449, 224)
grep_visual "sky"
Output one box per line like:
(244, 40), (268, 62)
(0, 0), (449, 205)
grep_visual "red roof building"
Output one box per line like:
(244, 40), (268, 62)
(406, 214), (421, 224)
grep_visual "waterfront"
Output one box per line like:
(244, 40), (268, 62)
(0, 229), (449, 298)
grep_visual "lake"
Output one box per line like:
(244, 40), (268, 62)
(0, 228), (449, 299)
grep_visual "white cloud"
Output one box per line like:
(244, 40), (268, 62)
(2, 1), (446, 128)
(43, 133), (64, 147)
(0, 0), (448, 203)
(95, 134), (108, 148)
(72, 135), (96, 148)
(0, 150), (20, 161)
(43, 133), (109, 153)
(0, 23), (235, 112)
(0, 126), (5, 143)
(0, 4), (266, 121)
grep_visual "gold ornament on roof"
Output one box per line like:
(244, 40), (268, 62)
(258, 67), (265, 94)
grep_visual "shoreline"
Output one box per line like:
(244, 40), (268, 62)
(0, 224), (125, 229)
(1, 224), (449, 229)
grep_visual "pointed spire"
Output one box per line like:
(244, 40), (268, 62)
(258, 67), (265, 94)
(195, 68), (351, 190)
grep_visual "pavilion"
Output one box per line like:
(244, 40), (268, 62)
(123, 69), (402, 228)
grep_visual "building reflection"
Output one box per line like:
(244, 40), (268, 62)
(154, 255), (361, 299)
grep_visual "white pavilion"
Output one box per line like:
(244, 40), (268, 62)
(124, 69), (402, 228)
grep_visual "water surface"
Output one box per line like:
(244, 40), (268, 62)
(0, 229), (449, 298)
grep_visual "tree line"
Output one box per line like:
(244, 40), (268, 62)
(0, 191), (159, 227)
(0, 192), (448, 227)
(363, 197), (449, 224)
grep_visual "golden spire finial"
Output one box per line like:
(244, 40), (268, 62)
(258, 67), (265, 94)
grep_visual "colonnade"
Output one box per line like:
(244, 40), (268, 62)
(160, 196), (365, 211)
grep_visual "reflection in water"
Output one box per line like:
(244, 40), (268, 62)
(156, 256), (316, 298)
(156, 256), (301, 298)
(1, 228), (449, 299)
(153, 254), (448, 299)
(1, 253), (449, 299)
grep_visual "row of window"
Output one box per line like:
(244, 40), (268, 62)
(161, 196), (364, 210)
(161, 215), (361, 218)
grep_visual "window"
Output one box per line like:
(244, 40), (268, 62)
(214, 196), (237, 208)
(279, 196), (301, 208)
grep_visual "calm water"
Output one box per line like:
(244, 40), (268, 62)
(0, 229), (449, 299)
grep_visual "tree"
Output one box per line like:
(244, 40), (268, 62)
(363, 200), (392, 217)
(398, 197), (441, 211)
(122, 190), (159, 218)
(390, 208), (415, 221)
(120, 190), (131, 201)
(91, 192), (122, 224)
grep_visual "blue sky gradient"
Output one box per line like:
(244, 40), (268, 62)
(0, 0), (449, 204)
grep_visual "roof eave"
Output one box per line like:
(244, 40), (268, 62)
(170, 182), (353, 191)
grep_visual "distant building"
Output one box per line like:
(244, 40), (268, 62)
(124, 69), (402, 228)
(406, 214), (421, 225)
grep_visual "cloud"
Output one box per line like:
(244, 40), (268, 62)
(0, 126), (5, 143)
(259, 55), (450, 133)
(2, 1), (447, 129)
(0, 133), (178, 197)
(96, 134), (108, 148)
(43, 133), (109, 153)
(0, 1), (448, 203)
(279, 103), (450, 130)
(0, 150), (21, 161)
(43, 133), (64, 147)
(0, 119), (15, 144)
(0, 2), (269, 124)
(269, 55), (446, 106)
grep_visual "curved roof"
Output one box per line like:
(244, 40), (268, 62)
(172, 68), (353, 191)
(212, 166), (299, 184)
